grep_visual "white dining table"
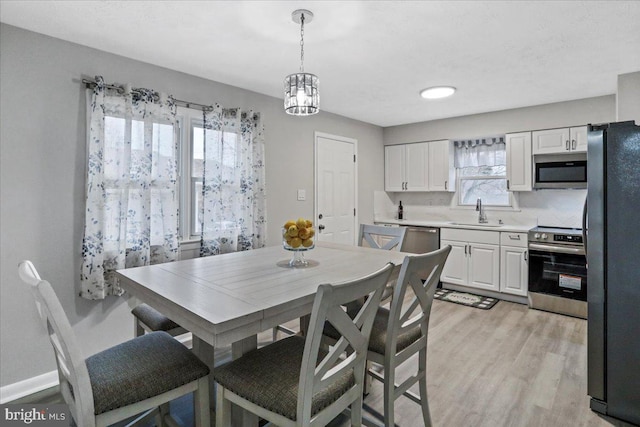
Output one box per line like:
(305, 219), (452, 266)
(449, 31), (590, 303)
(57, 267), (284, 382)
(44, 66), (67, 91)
(116, 241), (409, 426)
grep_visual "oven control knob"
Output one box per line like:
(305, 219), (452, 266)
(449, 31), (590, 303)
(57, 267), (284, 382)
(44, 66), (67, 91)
(534, 233), (540, 239)
(541, 233), (548, 240)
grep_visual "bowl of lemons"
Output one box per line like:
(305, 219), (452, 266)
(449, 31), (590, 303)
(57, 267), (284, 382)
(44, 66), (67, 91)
(282, 218), (315, 266)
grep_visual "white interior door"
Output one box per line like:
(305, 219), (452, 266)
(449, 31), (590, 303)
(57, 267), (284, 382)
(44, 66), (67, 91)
(315, 133), (357, 245)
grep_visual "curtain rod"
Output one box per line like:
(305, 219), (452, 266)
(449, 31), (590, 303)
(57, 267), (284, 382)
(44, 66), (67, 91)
(82, 78), (214, 112)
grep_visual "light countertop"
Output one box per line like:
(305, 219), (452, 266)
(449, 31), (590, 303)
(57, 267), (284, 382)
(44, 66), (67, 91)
(374, 218), (534, 233)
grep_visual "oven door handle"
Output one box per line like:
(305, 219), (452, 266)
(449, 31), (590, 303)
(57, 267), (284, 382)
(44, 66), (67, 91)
(528, 243), (585, 255)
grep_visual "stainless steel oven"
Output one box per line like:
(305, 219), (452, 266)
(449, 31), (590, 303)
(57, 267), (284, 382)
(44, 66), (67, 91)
(528, 226), (587, 318)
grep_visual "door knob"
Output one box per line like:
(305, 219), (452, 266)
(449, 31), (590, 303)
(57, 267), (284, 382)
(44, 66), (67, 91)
(318, 225), (325, 231)
(318, 214), (323, 219)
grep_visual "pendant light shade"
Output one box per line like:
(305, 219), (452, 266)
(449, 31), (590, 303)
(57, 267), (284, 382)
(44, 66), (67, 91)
(284, 73), (319, 115)
(284, 10), (319, 116)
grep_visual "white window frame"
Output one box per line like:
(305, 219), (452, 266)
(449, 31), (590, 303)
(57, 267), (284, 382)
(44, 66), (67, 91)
(177, 107), (207, 243)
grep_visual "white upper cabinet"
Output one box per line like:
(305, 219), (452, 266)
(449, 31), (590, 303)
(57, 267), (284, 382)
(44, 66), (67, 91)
(570, 126), (588, 152)
(532, 126), (587, 154)
(385, 142), (429, 191)
(428, 139), (456, 192)
(505, 132), (532, 191)
(384, 144), (406, 192)
(384, 140), (454, 192)
(405, 142), (430, 191)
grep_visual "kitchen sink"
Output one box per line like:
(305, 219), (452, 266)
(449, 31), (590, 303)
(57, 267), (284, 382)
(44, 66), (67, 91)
(448, 222), (503, 228)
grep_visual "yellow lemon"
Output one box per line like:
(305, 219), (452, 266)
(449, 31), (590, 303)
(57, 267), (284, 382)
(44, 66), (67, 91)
(284, 220), (296, 229)
(287, 225), (299, 237)
(290, 237), (302, 248)
(307, 228), (315, 238)
(285, 235), (293, 244)
(302, 238), (313, 248)
(305, 219), (313, 228)
(296, 218), (307, 229)
(299, 227), (311, 240)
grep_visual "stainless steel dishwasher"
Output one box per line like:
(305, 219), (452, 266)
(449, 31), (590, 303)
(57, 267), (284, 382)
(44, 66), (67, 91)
(402, 226), (440, 253)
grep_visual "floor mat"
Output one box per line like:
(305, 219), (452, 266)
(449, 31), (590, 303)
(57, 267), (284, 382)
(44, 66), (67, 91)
(434, 289), (499, 309)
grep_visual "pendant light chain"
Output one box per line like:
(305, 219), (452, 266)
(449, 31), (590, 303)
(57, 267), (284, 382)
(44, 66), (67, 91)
(299, 13), (305, 73)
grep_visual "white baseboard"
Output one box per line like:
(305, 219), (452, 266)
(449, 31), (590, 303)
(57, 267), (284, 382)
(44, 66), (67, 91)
(0, 370), (58, 404)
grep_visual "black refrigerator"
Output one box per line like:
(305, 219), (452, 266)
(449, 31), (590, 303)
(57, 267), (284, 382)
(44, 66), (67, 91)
(587, 121), (640, 425)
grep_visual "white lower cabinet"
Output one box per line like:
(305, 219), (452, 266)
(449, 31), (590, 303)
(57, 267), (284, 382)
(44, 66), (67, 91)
(499, 232), (529, 297)
(441, 229), (500, 292)
(441, 229), (529, 298)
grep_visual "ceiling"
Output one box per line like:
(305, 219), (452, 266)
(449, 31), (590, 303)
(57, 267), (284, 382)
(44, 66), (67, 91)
(1, 1), (639, 127)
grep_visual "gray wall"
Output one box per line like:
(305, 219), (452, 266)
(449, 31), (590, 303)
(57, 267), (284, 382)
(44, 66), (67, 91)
(617, 71), (640, 123)
(0, 24), (384, 388)
(383, 95), (615, 144)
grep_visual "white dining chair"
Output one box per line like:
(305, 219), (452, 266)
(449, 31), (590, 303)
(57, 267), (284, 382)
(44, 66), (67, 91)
(18, 260), (210, 427)
(214, 262), (394, 427)
(359, 224), (408, 251)
(323, 245), (452, 427)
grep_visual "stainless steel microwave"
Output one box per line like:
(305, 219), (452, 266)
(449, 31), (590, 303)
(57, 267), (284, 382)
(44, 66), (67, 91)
(534, 153), (587, 189)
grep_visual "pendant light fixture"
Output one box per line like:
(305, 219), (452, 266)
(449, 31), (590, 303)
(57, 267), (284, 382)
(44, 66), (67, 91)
(284, 9), (319, 116)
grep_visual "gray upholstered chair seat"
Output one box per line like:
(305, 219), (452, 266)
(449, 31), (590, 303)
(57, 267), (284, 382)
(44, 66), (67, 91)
(213, 335), (355, 421)
(131, 303), (181, 332)
(324, 305), (421, 355)
(86, 331), (209, 415)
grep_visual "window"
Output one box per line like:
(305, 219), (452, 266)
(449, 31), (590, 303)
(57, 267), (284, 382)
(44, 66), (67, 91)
(188, 121), (240, 237)
(454, 136), (511, 208)
(177, 107), (266, 249)
(458, 165), (509, 206)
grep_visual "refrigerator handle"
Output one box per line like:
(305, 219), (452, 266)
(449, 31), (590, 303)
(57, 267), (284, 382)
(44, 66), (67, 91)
(582, 196), (588, 258)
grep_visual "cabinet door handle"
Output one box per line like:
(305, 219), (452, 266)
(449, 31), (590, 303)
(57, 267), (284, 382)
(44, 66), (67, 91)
(507, 179), (510, 190)
(464, 244), (467, 255)
(509, 235), (521, 240)
(468, 245), (472, 255)
(524, 250), (528, 261)
(571, 139), (576, 150)
(445, 180), (448, 191)
(566, 140), (570, 150)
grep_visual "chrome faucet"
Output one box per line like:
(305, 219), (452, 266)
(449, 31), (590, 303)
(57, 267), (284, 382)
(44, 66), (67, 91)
(476, 198), (488, 223)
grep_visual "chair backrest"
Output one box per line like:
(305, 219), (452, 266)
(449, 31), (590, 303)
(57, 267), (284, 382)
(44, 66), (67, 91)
(18, 260), (43, 319)
(358, 224), (407, 251)
(18, 261), (95, 427)
(297, 262), (394, 425)
(386, 246), (451, 359)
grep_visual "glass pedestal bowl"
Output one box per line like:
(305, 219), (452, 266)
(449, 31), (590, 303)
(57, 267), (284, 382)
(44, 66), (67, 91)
(283, 241), (315, 267)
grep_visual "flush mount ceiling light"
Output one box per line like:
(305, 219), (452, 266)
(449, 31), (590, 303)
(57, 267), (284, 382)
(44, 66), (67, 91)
(420, 86), (456, 99)
(284, 9), (319, 116)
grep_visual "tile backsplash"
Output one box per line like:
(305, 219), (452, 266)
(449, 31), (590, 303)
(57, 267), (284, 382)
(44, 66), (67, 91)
(374, 189), (587, 229)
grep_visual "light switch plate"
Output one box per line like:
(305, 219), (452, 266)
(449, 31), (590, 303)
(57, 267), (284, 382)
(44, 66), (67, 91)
(297, 189), (306, 201)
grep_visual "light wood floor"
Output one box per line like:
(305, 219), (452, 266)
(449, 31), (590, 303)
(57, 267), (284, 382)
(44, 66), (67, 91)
(29, 298), (634, 427)
(329, 298), (634, 427)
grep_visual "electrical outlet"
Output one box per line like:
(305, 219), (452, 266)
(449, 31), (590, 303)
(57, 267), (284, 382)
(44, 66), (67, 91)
(297, 189), (306, 201)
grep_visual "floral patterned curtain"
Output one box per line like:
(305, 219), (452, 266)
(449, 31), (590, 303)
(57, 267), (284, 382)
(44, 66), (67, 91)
(200, 105), (266, 256)
(81, 76), (179, 300)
